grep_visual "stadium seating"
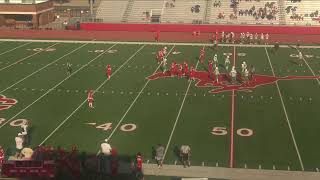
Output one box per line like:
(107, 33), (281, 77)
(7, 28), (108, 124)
(161, 0), (206, 24)
(96, 0), (129, 22)
(93, 0), (320, 26)
(284, 0), (320, 25)
(126, 0), (165, 23)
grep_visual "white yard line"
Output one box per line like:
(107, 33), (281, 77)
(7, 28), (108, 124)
(0, 43), (88, 94)
(0, 43), (118, 129)
(103, 45), (176, 145)
(0, 42), (32, 56)
(2, 38), (320, 49)
(298, 50), (320, 85)
(162, 60), (200, 161)
(0, 43), (59, 72)
(264, 47), (305, 171)
(38, 44), (147, 146)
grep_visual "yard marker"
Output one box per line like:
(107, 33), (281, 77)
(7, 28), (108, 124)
(229, 46), (236, 168)
(316, 168), (319, 172)
(259, 164), (261, 169)
(273, 165), (276, 170)
(0, 43), (59, 72)
(265, 47), (305, 171)
(39, 44), (146, 146)
(299, 51), (320, 85)
(0, 43), (118, 130)
(0, 42), (32, 56)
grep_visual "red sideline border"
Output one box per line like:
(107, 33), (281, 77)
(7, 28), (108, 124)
(0, 23), (320, 44)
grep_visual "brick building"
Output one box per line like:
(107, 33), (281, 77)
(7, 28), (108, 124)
(0, 0), (55, 28)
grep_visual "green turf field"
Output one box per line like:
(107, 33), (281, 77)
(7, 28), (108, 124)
(0, 40), (319, 173)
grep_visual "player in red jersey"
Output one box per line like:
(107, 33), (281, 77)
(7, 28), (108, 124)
(199, 47), (205, 63)
(87, 90), (94, 108)
(156, 50), (164, 64)
(170, 62), (175, 76)
(208, 60), (213, 79)
(183, 61), (189, 76)
(189, 66), (195, 81)
(106, 64), (112, 80)
(0, 145), (4, 167)
(178, 64), (183, 78)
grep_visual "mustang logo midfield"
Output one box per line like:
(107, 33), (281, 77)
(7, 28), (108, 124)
(147, 70), (320, 94)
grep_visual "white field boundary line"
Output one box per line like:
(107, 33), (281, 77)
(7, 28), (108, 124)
(0, 43), (88, 94)
(0, 43), (59, 72)
(162, 60), (200, 162)
(2, 39), (320, 49)
(264, 47), (305, 171)
(298, 50), (320, 85)
(0, 42), (32, 56)
(38, 44), (147, 146)
(0, 43), (118, 130)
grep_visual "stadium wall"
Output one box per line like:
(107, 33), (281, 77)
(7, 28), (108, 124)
(80, 23), (320, 35)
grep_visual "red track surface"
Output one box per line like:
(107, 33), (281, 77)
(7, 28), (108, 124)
(0, 23), (320, 44)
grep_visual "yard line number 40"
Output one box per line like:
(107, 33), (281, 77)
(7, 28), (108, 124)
(211, 127), (254, 137)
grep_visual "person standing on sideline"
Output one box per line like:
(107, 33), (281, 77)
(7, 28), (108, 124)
(180, 145), (191, 168)
(155, 144), (165, 168)
(15, 134), (24, 159)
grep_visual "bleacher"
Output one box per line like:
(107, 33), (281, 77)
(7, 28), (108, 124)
(284, 0), (320, 25)
(92, 0), (320, 26)
(96, 0), (129, 22)
(126, 0), (165, 23)
(161, 0), (206, 24)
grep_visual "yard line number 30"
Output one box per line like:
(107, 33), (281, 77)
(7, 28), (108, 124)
(211, 127), (254, 137)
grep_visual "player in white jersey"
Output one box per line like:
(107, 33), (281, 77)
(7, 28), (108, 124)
(298, 51), (303, 66)
(161, 58), (168, 72)
(214, 67), (220, 83)
(260, 33), (264, 44)
(241, 61), (247, 73)
(230, 66), (237, 84)
(225, 56), (231, 71)
(265, 33), (269, 44)
(244, 68), (249, 83)
(213, 54), (218, 67)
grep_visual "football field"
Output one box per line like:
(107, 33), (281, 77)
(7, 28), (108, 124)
(0, 39), (319, 173)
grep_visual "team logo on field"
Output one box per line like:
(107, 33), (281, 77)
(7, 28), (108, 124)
(147, 71), (320, 93)
(0, 95), (17, 111)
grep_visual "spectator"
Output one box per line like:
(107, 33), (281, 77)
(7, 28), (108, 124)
(155, 144), (164, 168)
(135, 152), (144, 180)
(180, 145), (191, 168)
(15, 134), (24, 159)
(0, 145), (4, 167)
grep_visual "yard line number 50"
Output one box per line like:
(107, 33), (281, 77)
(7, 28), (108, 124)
(211, 127), (254, 137)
